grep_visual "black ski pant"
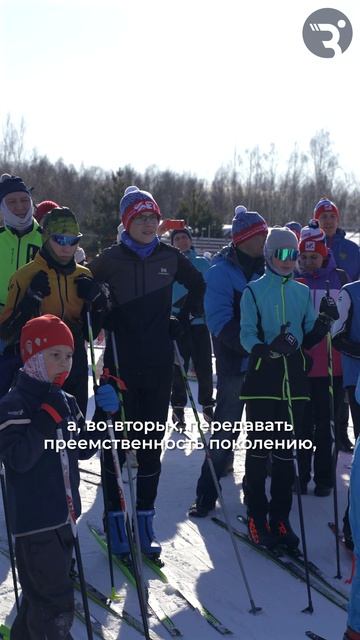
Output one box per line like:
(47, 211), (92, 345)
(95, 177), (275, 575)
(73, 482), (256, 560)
(245, 399), (306, 521)
(298, 376), (342, 489)
(171, 323), (214, 409)
(63, 341), (88, 418)
(103, 365), (172, 511)
(195, 373), (245, 509)
(11, 525), (74, 640)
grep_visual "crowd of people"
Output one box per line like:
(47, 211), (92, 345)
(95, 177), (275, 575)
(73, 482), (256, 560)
(0, 172), (359, 639)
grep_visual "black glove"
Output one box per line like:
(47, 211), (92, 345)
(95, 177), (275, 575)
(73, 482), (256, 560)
(269, 332), (298, 357)
(169, 316), (183, 340)
(76, 276), (108, 310)
(319, 295), (339, 322)
(28, 271), (51, 301)
(251, 343), (272, 361)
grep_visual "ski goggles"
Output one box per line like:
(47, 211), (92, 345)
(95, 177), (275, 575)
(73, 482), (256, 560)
(274, 248), (299, 261)
(51, 234), (82, 246)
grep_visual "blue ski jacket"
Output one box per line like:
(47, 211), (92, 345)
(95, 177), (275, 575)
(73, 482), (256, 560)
(326, 228), (360, 282)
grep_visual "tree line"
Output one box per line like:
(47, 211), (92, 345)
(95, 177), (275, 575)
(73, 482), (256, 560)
(1, 116), (359, 256)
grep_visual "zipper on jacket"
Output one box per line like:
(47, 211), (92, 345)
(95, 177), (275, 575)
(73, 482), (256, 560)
(16, 237), (21, 270)
(56, 272), (65, 318)
(134, 263), (138, 297)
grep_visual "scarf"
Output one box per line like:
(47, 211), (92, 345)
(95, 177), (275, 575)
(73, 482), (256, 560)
(0, 200), (34, 232)
(121, 230), (159, 260)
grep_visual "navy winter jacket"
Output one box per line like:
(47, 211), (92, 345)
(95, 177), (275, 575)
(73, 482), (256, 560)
(0, 372), (95, 536)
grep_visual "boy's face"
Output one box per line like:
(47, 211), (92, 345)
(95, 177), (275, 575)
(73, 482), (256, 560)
(271, 255), (297, 276)
(48, 236), (79, 264)
(43, 345), (73, 383)
(318, 211), (338, 237)
(4, 192), (31, 217)
(128, 212), (159, 244)
(299, 251), (323, 272)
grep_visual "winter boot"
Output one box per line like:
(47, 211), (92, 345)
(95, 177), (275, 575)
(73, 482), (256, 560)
(136, 510), (162, 557)
(270, 517), (300, 550)
(172, 407), (186, 431)
(188, 495), (216, 518)
(107, 511), (130, 556)
(247, 514), (278, 549)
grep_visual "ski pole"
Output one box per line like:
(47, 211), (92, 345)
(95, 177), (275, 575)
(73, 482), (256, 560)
(325, 281), (341, 579)
(86, 309), (118, 601)
(282, 350), (314, 614)
(0, 465), (20, 611)
(173, 339), (261, 615)
(86, 314), (151, 639)
(41, 402), (94, 640)
(109, 332), (150, 612)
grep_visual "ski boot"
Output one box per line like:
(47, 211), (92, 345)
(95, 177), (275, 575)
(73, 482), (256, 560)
(107, 511), (130, 556)
(188, 495), (215, 518)
(270, 517), (299, 551)
(202, 405), (214, 425)
(247, 514), (278, 549)
(136, 509), (162, 561)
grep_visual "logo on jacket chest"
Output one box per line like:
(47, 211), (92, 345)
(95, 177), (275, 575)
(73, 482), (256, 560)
(158, 267), (170, 276)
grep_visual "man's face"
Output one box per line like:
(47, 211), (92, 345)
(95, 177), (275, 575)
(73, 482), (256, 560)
(237, 232), (267, 258)
(128, 213), (159, 244)
(172, 232), (192, 253)
(318, 212), (338, 238)
(4, 192), (31, 217)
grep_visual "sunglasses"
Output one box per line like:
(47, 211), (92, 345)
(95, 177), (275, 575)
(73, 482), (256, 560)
(274, 248), (299, 261)
(51, 234), (81, 246)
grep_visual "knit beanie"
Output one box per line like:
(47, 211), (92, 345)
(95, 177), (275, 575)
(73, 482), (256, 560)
(231, 205), (268, 246)
(299, 219), (328, 257)
(20, 314), (74, 364)
(119, 185), (161, 232)
(314, 197), (339, 220)
(264, 226), (299, 274)
(35, 200), (59, 224)
(285, 221), (302, 240)
(170, 227), (192, 245)
(0, 174), (31, 203)
(42, 207), (82, 241)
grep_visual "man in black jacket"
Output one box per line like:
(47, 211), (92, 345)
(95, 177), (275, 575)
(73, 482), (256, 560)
(89, 186), (205, 557)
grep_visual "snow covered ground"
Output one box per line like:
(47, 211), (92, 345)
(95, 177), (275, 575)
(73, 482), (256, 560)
(0, 347), (353, 640)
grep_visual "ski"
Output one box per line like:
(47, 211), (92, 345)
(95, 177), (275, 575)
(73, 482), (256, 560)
(0, 544), (160, 640)
(142, 553), (232, 635)
(88, 523), (182, 637)
(0, 625), (9, 640)
(305, 632), (328, 640)
(212, 517), (348, 612)
(236, 515), (350, 602)
(74, 597), (116, 640)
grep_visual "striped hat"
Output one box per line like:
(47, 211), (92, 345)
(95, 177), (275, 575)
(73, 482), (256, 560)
(299, 219), (328, 257)
(314, 198), (339, 220)
(119, 186), (161, 232)
(231, 205), (268, 246)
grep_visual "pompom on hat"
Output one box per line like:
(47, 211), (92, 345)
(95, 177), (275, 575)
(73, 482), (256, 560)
(34, 200), (59, 224)
(20, 314), (74, 364)
(119, 186), (161, 232)
(313, 197), (339, 220)
(299, 219), (328, 257)
(231, 205), (268, 246)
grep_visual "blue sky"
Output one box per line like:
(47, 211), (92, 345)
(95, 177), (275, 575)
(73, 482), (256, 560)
(0, 0), (359, 181)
